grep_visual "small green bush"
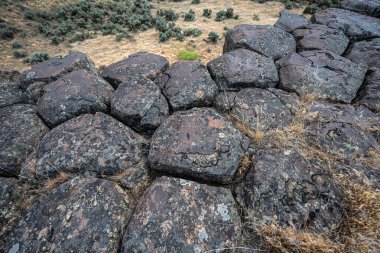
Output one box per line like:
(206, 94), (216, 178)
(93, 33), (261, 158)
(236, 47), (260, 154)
(11, 42), (22, 49)
(24, 51), (49, 64)
(178, 50), (198, 61)
(253, 14), (260, 21)
(51, 36), (62, 45)
(208, 31), (219, 43)
(184, 9), (196, 22)
(215, 8), (238, 21)
(13, 51), (28, 58)
(215, 10), (225, 22)
(0, 26), (19, 40)
(183, 28), (202, 37)
(191, 0), (200, 4)
(159, 30), (172, 42)
(157, 9), (178, 21)
(284, 0), (294, 9)
(203, 9), (212, 18)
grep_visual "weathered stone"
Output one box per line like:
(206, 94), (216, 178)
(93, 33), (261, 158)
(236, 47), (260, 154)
(213, 91), (237, 113)
(23, 112), (146, 180)
(340, 0), (380, 17)
(275, 10), (310, 32)
(19, 51), (96, 89)
(0, 81), (26, 108)
(24, 81), (45, 103)
(312, 8), (380, 40)
(207, 49), (279, 89)
(223, 24), (296, 60)
(5, 177), (134, 253)
(0, 70), (20, 82)
(0, 105), (49, 176)
(121, 176), (241, 252)
(111, 77), (168, 134)
(346, 38), (380, 69)
(293, 24), (349, 55)
(149, 108), (248, 184)
(155, 61), (218, 111)
(37, 70), (114, 127)
(279, 50), (367, 102)
(100, 51), (169, 88)
(236, 148), (343, 232)
(267, 88), (301, 115)
(357, 68), (380, 112)
(231, 88), (293, 131)
(0, 177), (19, 228)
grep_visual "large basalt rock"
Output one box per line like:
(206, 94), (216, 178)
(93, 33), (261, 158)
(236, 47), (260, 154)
(231, 88), (293, 131)
(37, 69), (114, 127)
(148, 108), (249, 184)
(293, 24), (350, 55)
(278, 50), (367, 102)
(22, 112), (146, 180)
(213, 91), (238, 113)
(19, 51), (96, 89)
(0, 105), (49, 176)
(236, 148), (343, 232)
(207, 49), (279, 89)
(100, 51), (169, 88)
(0, 81), (26, 108)
(340, 0), (380, 17)
(5, 177), (134, 253)
(155, 61), (218, 111)
(111, 77), (168, 134)
(223, 24), (296, 60)
(312, 8), (380, 40)
(121, 176), (241, 253)
(0, 177), (19, 228)
(275, 10), (310, 32)
(346, 38), (380, 69)
(357, 68), (380, 112)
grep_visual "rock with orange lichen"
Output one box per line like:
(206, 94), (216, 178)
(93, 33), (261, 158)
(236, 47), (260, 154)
(5, 176), (134, 253)
(121, 176), (241, 253)
(148, 107), (250, 184)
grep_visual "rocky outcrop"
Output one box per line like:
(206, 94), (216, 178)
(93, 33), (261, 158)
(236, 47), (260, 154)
(357, 68), (380, 112)
(340, 0), (380, 17)
(275, 10), (310, 32)
(346, 38), (380, 69)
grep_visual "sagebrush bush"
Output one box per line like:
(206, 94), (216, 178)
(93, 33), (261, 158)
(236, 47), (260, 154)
(157, 9), (178, 21)
(184, 9), (196, 22)
(11, 42), (22, 49)
(191, 0), (200, 4)
(208, 31), (219, 43)
(203, 9), (212, 18)
(215, 8), (238, 21)
(13, 51), (27, 58)
(24, 51), (49, 64)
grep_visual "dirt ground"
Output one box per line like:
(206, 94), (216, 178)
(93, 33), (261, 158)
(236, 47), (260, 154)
(0, 0), (306, 72)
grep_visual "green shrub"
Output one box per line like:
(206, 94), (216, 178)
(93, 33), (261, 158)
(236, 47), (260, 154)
(215, 10), (225, 22)
(175, 32), (184, 41)
(215, 8), (238, 21)
(284, 0), (294, 9)
(208, 31), (219, 43)
(13, 51), (27, 58)
(115, 32), (131, 41)
(225, 8), (234, 18)
(0, 26), (19, 40)
(24, 51), (49, 64)
(253, 14), (260, 21)
(178, 50), (198, 61)
(51, 36), (62, 45)
(11, 42), (22, 49)
(184, 9), (196, 22)
(183, 28), (202, 37)
(157, 9), (178, 21)
(203, 9), (212, 18)
(159, 30), (172, 42)
(191, 0), (200, 4)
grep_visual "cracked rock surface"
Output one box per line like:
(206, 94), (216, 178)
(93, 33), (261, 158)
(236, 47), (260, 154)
(121, 176), (241, 253)
(357, 68), (380, 113)
(340, 0), (380, 17)
(275, 10), (310, 32)
(346, 38), (380, 69)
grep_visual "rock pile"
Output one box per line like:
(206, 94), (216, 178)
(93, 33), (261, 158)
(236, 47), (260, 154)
(1, 3), (379, 253)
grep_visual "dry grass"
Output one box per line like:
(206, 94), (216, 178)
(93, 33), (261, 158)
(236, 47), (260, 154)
(234, 154), (252, 183)
(43, 171), (72, 191)
(228, 113), (266, 144)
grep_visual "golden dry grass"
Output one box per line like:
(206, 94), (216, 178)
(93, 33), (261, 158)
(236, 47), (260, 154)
(0, 0), (306, 72)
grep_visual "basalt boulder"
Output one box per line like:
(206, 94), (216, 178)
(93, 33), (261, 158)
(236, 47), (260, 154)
(37, 69), (114, 127)
(223, 24), (296, 60)
(346, 38), (380, 69)
(275, 10), (310, 32)
(121, 176), (241, 253)
(340, 0), (380, 17)
(0, 81), (26, 108)
(357, 68), (380, 113)
(207, 48), (279, 89)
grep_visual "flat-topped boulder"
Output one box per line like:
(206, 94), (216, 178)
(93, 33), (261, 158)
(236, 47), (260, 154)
(111, 77), (168, 134)
(278, 50), (367, 102)
(0, 104), (49, 176)
(100, 51), (169, 88)
(155, 61), (218, 111)
(346, 38), (380, 69)
(207, 48), (278, 89)
(357, 68), (380, 113)
(0, 81), (26, 108)
(231, 88), (293, 131)
(312, 8), (380, 40)
(37, 69), (114, 127)
(148, 107), (249, 184)
(121, 176), (241, 252)
(5, 177), (134, 253)
(223, 24), (296, 60)
(293, 24), (349, 55)
(236, 148), (343, 232)
(275, 10), (310, 32)
(22, 112), (146, 180)
(19, 51), (96, 88)
(340, 0), (380, 17)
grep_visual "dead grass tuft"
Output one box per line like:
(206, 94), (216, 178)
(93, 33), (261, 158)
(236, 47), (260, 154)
(228, 114), (266, 144)
(234, 154), (252, 183)
(43, 172), (71, 191)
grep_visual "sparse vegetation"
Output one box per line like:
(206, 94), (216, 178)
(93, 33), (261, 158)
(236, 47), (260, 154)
(208, 31), (219, 43)
(253, 14), (260, 21)
(191, 0), (200, 4)
(23, 51), (49, 64)
(184, 9), (196, 21)
(203, 9), (212, 18)
(178, 50), (198, 61)
(11, 42), (22, 49)
(215, 8), (238, 22)
(12, 51), (27, 58)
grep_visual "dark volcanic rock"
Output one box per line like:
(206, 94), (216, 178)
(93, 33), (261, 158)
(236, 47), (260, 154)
(207, 49), (279, 89)
(100, 51), (169, 88)
(232, 88), (293, 131)
(279, 50), (367, 102)
(149, 108), (248, 184)
(24, 81), (45, 103)
(23, 112), (146, 180)
(312, 8), (380, 40)
(213, 91), (237, 113)
(0, 81), (26, 108)
(223, 24), (296, 60)
(111, 77), (168, 134)
(293, 24), (350, 55)
(155, 61), (218, 111)
(37, 69), (114, 127)
(357, 69), (380, 112)
(0, 105), (49, 176)
(0, 177), (19, 228)
(19, 51), (96, 89)
(236, 148), (343, 232)
(346, 38), (380, 69)
(5, 177), (134, 253)
(340, 0), (380, 17)
(121, 176), (241, 253)
(266, 88), (301, 115)
(275, 10), (310, 32)
(0, 70), (20, 82)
